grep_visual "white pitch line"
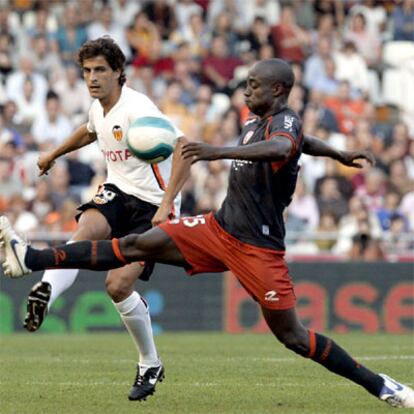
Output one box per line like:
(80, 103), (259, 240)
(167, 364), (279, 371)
(2, 355), (413, 364)
(0, 381), (412, 388)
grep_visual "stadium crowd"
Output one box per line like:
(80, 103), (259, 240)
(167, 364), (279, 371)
(0, 0), (413, 259)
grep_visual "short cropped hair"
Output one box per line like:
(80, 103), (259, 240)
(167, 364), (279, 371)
(77, 36), (126, 86)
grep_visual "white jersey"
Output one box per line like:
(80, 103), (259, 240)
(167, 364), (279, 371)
(87, 86), (182, 214)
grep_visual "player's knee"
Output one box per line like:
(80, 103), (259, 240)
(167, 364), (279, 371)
(105, 277), (131, 302)
(280, 331), (309, 357)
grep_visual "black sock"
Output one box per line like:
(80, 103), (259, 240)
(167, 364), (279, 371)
(307, 331), (384, 397)
(25, 239), (128, 271)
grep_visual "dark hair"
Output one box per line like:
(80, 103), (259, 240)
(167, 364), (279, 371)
(77, 37), (126, 86)
(46, 90), (59, 101)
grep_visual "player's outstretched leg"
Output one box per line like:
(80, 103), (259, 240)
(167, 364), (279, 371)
(0, 216), (185, 276)
(262, 306), (414, 409)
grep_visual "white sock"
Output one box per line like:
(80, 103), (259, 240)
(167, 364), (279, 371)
(42, 268), (79, 309)
(41, 240), (79, 309)
(113, 291), (160, 367)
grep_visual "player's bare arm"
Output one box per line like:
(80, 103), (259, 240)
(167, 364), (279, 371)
(152, 136), (192, 226)
(182, 138), (293, 164)
(38, 124), (97, 176)
(303, 134), (375, 169)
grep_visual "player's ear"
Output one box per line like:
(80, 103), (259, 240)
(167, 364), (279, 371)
(273, 82), (284, 97)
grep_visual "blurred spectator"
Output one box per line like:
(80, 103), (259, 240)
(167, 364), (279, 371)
(288, 176), (319, 231)
(159, 80), (190, 131)
(127, 63), (166, 102)
(127, 11), (161, 62)
(65, 151), (96, 190)
(14, 77), (44, 128)
(334, 196), (383, 255)
(56, 3), (88, 66)
(31, 91), (73, 150)
(169, 12), (210, 59)
(87, 4), (131, 61)
(47, 161), (80, 211)
(400, 191), (414, 230)
(388, 159), (414, 196)
(315, 158), (354, 200)
(405, 139), (414, 179)
(141, 0), (177, 40)
(335, 41), (369, 95)
(6, 56), (48, 106)
(315, 211), (338, 251)
(53, 64), (90, 124)
(316, 177), (348, 222)
(28, 34), (63, 83)
(243, 16), (273, 54)
(313, 56), (340, 97)
(175, 0), (203, 31)
(0, 32), (14, 78)
(110, 0), (141, 29)
(211, 10), (239, 56)
(28, 178), (54, 223)
(376, 190), (408, 231)
(202, 35), (242, 94)
(324, 80), (366, 134)
(207, 0), (246, 33)
(354, 167), (387, 211)
(392, 0), (414, 41)
(344, 12), (382, 68)
(7, 193), (39, 233)
(0, 158), (21, 208)
(383, 214), (413, 254)
(303, 36), (333, 89)
(24, 7), (58, 50)
(271, 4), (311, 63)
(243, 0), (281, 27)
(348, 0), (388, 41)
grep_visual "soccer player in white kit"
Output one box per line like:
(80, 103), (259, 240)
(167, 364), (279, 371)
(24, 37), (182, 401)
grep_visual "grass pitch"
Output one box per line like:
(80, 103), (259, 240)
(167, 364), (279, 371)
(0, 332), (413, 414)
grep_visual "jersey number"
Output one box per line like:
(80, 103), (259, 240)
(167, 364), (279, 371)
(183, 215), (206, 227)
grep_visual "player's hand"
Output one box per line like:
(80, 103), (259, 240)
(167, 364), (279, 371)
(337, 150), (375, 169)
(37, 152), (56, 176)
(152, 203), (171, 226)
(182, 142), (220, 164)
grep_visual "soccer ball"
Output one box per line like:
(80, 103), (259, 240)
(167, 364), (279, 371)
(126, 116), (177, 164)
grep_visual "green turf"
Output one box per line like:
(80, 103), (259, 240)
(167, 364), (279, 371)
(0, 332), (413, 413)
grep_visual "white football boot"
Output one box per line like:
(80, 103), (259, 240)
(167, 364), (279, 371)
(379, 373), (414, 408)
(0, 216), (31, 278)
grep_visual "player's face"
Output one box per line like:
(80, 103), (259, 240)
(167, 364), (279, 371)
(82, 56), (121, 99)
(244, 69), (274, 117)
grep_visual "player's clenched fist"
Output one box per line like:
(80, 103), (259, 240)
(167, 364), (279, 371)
(37, 152), (56, 176)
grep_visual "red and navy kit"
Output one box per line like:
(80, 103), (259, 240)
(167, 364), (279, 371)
(215, 107), (303, 251)
(159, 107), (303, 310)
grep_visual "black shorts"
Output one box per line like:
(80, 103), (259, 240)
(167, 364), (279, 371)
(76, 183), (158, 280)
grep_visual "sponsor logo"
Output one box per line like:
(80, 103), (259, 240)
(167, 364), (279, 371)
(93, 189), (116, 205)
(242, 130), (254, 144)
(264, 290), (279, 302)
(112, 125), (123, 141)
(284, 115), (294, 131)
(101, 149), (133, 162)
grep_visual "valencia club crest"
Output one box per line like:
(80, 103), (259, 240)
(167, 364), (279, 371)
(112, 125), (123, 141)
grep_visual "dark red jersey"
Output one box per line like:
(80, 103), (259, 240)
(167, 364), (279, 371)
(215, 107), (303, 250)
